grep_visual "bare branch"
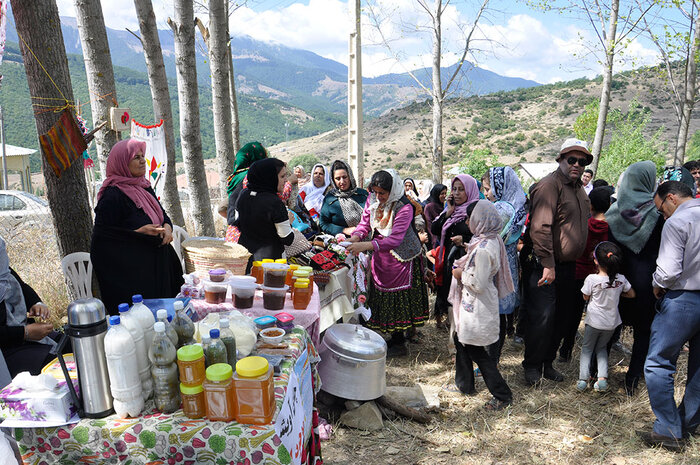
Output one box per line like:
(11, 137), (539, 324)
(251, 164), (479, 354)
(443, 0), (489, 96)
(125, 28), (143, 45)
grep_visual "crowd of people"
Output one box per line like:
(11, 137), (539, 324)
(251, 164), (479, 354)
(0, 134), (699, 453)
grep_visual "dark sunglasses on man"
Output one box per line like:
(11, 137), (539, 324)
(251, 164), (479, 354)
(566, 156), (588, 167)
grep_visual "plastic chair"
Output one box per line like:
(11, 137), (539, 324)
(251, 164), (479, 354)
(61, 252), (93, 299)
(172, 225), (190, 270)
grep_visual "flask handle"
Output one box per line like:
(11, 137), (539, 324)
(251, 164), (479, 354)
(56, 328), (84, 418)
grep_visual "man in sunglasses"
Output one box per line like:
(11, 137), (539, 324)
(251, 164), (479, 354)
(520, 138), (591, 386)
(637, 180), (700, 451)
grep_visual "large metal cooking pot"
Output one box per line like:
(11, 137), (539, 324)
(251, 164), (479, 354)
(317, 324), (386, 401)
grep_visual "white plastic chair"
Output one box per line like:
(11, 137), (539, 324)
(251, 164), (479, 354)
(172, 225), (190, 269)
(61, 252), (93, 299)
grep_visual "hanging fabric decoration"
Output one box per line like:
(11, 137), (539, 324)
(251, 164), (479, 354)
(39, 109), (87, 177)
(130, 119), (167, 199)
(75, 114), (94, 169)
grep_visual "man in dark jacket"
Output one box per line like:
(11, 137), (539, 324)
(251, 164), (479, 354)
(521, 138), (591, 386)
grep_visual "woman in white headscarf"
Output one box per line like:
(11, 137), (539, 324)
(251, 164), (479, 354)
(0, 237), (65, 377)
(299, 163), (330, 221)
(448, 200), (514, 410)
(346, 169), (429, 356)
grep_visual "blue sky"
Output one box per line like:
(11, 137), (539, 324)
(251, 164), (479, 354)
(55, 0), (671, 84)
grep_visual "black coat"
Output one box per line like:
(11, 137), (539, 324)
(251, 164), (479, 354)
(431, 211), (472, 301)
(91, 186), (183, 315)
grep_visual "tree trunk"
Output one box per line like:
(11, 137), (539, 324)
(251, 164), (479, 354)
(589, 0), (619, 173)
(74, 0), (120, 180)
(208, 0), (235, 198)
(169, 0), (215, 236)
(673, 9), (700, 166)
(226, 1), (240, 153)
(11, 0), (93, 257)
(430, 0), (444, 184)
(134, 0), (185, 226)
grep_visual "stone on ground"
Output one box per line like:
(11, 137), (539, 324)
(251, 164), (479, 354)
(338, 401), (384, 431)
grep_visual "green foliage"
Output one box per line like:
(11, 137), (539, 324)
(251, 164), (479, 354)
(458, 148), (497, 179)
(597, 100), (665, 183)
(685, 130), (700, 160)
(288, 153), (319, 172)
(573, 100), (621, 145)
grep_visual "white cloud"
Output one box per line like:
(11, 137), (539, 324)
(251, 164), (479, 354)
(54, 0), (661, 84)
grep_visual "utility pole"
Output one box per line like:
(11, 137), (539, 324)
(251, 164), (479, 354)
(348, 0), (364, 187)
(0, 106), (7, 190)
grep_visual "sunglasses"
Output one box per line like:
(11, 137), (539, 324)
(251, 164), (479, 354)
(566, 156), (588, 167)
(657, 195), (669, 214)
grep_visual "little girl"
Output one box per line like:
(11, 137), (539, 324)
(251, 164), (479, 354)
(449, 200), (514, 410)
(577, 241), (635, 392)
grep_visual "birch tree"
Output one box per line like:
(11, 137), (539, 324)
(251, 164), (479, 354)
(132, 0), (186, 226)
(367, 0), (490, 183)
(642, 0), (700, 165)
(534, 0), (658, 172)
(226, 0), (241, 152)
(206, 0), (236, 197)
(169, 0), (215, 236)
(74, 0), (119, 179)
(10, 0), (93, 257)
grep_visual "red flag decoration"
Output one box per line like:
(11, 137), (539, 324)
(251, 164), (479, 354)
(39, 109), (87, 177)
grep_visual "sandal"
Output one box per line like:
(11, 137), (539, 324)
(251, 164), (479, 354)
(594, 378), (608, 392)
(483, 397), (511, 411)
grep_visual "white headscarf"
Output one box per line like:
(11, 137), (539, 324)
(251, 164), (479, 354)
(368, 169), (405, 237)
(299, 163), (330, 214)
(418, 180), (434, 203)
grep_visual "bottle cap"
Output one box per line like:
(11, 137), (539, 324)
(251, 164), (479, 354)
(236, 356), (269, 378)
(179, 383), (203, 395)
(252, 261), (263, 267)
(174, 301), (184, 311)
(220, 318), (229, 328)
(177, 344), (204, 362)
(109, 316), (120, 326)
(289, 264), (300, 271)
(210, 328), (220, 339)
(294, 281), (309, 289)
(154, 322), (165, 333)
(132, 294), (143, 303)
(167, 315), (173, 322)
(118, 303), (129, 313)
(202, 334), (211, 343)
(206, 363), (233, 381)
(262, 259), (274, 263)
(157, 309), (167, 320)
(274, 259), (287, 264)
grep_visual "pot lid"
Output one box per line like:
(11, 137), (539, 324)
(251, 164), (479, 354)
(67, 298), (106, 327)
(322, 324), (387, 360)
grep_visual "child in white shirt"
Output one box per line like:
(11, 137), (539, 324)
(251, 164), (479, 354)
(577, 241), (635, 392)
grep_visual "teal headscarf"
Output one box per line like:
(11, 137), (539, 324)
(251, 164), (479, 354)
(226, 142), (268, 195)
(606, 161), (660, 254)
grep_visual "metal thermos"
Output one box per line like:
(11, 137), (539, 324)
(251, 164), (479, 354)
(58, 298), (113, 418)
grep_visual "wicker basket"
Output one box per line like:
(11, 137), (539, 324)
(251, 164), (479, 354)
(181, 238), (251, 275)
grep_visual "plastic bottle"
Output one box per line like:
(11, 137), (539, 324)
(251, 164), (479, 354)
(171, 301), (195, 348)
(118, 303), (153, 400)
(157, 309), (178, 347)
(201, 333), (212, 367)
(219, 318), (237, 367)
(206, 329), (228, 366)
(130, 294), (156, 349)
(104, 316), (144, 418)
(149, 322), (181, 413)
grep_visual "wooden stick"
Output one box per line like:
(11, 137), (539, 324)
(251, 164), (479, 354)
(376, 395), (432, 424)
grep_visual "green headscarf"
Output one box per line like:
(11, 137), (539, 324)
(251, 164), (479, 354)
(226, 142), (268, 195)
(606, 161), (660, 254)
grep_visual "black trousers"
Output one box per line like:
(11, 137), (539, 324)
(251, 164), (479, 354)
(558, 278), (586, 358)
(522, 257), (577, 371)
(454, 334), (512, 403)
(486, 314), (507, 363)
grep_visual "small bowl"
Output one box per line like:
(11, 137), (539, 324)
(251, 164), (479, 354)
(260, 327), (285, 344)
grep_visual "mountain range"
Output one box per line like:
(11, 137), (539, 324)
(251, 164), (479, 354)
(0, 8), (539, 167)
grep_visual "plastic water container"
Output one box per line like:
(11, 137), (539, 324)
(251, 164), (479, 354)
(149, 322), (181, 413)
(118, 303), (153, 400)
(156, 309), (179, 347)
(172, 301), (195, 348)
(104, 316), (144, 418)
(131, 294), (156, 349)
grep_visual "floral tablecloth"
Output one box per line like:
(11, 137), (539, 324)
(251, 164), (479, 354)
(17, 328), (323, 465)
(187, 287), (321, 347)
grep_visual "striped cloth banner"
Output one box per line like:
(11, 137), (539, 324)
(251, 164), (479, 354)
(39, 109), (87, 177)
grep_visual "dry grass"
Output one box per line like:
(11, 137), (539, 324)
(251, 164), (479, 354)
(322, 323), (700, 464)
(5, 226), (70, 328)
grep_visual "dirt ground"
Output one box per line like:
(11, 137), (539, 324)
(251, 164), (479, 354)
(319, 321), (700, 465)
